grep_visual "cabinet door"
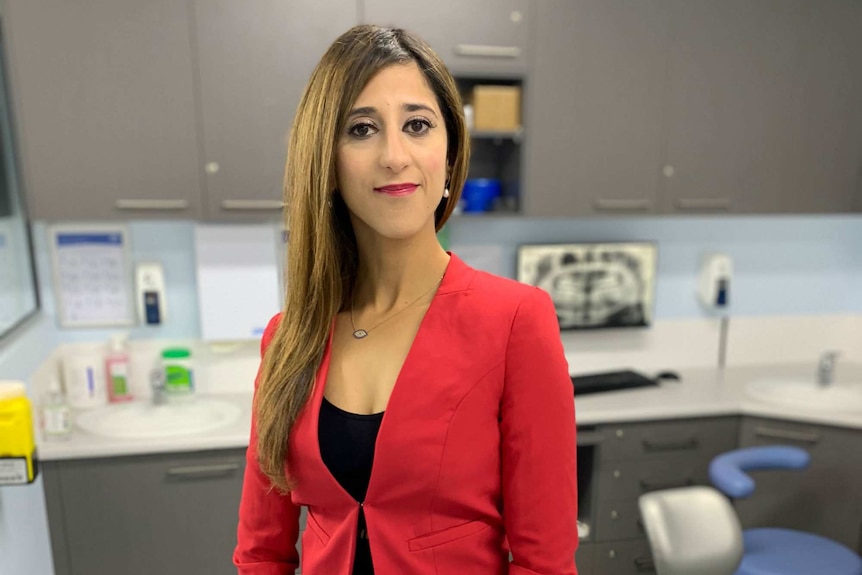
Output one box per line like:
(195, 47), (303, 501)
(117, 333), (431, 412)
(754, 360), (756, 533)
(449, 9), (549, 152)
(593, 539), (656, 575)
(783, 0), (862, 213)
(660, 0), (803, 214)
(3, 0), (202, 220)
(47, 450), (246, 575)
(737, 417), (862, 551)
(524, 0), (668, 217)
(362, 0), (530, 77)
(193, 0), (357, 222)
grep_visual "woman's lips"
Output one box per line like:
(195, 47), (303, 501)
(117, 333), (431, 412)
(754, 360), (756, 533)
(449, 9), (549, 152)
(374, 184), (418, 196)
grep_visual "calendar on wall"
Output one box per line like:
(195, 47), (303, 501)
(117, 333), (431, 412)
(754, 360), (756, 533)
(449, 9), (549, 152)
(49, 225), (135, 328)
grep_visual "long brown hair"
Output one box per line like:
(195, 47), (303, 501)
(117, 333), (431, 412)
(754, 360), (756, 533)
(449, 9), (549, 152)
(255, 25), (470, 491)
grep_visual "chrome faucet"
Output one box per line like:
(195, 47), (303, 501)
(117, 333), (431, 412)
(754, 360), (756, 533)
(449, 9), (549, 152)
(150, 368), (168, 405)
(816, 351), (841, 387)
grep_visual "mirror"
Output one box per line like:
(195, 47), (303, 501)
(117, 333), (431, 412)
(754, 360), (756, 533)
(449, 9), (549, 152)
(0, 24), (39, 338)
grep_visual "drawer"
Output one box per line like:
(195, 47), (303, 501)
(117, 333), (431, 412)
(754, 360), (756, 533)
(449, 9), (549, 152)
(575, 542), (594, 575)
(593, 539), (655, 575)
(595, 498), (645, 542)
(741, 417), (827, 447)
(597, 454), (711, 501)
(599, 417), (738, 461)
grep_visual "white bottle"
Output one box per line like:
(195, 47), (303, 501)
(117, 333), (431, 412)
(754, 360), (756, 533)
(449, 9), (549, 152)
(63, 353), (108, 409)
(42, 376), (72, 441)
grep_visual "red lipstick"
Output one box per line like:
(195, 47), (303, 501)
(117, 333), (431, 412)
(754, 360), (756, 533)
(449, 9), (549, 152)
(374, 183), (418, 196)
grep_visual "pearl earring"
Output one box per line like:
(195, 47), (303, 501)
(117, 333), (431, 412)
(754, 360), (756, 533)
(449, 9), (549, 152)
(443, 188), (450, 198)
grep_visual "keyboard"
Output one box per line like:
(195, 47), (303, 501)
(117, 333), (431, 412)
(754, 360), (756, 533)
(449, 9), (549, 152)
(571, 370), (658, 396)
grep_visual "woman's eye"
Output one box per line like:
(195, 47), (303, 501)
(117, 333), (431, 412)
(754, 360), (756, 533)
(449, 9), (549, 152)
(348, 123), (376, 138)
(405, 119), (431, 135)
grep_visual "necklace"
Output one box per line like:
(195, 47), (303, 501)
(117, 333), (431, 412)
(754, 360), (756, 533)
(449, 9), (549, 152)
(350, 273), (445, 339)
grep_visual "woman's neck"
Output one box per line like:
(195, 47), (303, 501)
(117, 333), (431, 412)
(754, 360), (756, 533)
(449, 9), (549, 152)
(352, 233), (451, 314)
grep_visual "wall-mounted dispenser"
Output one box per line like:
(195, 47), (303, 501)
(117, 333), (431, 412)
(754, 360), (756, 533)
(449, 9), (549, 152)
(698, 253), (732, 311)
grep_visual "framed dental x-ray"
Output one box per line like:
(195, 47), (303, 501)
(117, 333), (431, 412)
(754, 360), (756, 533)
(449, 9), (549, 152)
(517, 242), (657, 330)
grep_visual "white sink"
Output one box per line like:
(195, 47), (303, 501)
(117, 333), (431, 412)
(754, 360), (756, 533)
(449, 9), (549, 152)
(746, 378), (862, 413)
(75, 398), (242, 439)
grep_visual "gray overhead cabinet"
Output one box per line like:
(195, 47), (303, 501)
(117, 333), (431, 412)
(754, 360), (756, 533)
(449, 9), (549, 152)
(660, 0), (802, 215)
(7, 0), (860, 220)
(784, 0), (862, 214)
(362, 0), (531, 78)
(3, 0), (356, 222)
(193, 0), (356, 222)
(526, 0), (862, 217)
(3, 0), (204, 220)
(524, 0), (669, 217)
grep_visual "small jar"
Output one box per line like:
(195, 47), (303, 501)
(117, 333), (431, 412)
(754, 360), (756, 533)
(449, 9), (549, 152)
(161, 348), (194, 399)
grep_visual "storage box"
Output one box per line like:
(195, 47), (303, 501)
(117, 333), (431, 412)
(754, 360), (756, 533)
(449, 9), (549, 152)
(472, 85), (521, 132)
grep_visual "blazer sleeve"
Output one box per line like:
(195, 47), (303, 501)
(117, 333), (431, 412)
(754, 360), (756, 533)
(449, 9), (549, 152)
(234, 313), (302, 575)
(501, 288), (579, 575)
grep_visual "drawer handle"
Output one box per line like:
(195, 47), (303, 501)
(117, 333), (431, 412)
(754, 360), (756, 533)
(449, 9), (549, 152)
(593, 198), (651, 212)
(221, 199), (284, 211)
(454, 44), (521, 59)
(115, 199), (189, 210)
(754, 426), (821, 444)
(642, 437), (698, 452)
(639, 477), (694, 492)
(634, 555), (656, 572)
(165, 463), (240, 479)
(675, 197), (732, 211)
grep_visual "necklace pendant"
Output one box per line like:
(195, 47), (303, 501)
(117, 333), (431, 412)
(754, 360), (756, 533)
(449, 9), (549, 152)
(352, 329), (369, 339)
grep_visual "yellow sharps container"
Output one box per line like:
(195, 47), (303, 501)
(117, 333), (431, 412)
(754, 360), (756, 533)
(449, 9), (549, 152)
(0, 381), (38, 485)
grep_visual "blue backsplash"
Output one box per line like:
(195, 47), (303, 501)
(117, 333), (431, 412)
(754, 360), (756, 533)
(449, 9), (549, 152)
(28, 214), (862, 341)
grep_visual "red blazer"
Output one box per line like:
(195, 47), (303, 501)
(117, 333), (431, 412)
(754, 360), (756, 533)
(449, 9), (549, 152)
(235, 253), (578, 574)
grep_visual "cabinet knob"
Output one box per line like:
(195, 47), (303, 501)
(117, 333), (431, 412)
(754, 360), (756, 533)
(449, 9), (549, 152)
(610, 510), (620, 520)
(616, 429), (625, 439)
(510, 10), (523, 22)
(608, 550), (617, 559)
(205, 162), (220, 175)
(662, 165), (675, 178)
(613, 469), (621, 479)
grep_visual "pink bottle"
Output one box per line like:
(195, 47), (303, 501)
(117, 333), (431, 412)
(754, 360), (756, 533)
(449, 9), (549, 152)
(105, 334), (133, 403)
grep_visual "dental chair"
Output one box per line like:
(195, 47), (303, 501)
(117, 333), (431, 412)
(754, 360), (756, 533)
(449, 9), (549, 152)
(638, 446), (862, 575)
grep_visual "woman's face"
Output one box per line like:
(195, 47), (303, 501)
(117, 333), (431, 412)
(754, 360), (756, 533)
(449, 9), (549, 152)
(336, 62), (449, 243)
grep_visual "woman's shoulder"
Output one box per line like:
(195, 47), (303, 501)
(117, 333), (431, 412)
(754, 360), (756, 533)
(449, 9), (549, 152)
(462, 264), (552, 311)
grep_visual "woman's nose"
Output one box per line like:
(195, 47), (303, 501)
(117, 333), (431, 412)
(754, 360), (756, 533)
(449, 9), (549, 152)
(379, 129), (410, 173)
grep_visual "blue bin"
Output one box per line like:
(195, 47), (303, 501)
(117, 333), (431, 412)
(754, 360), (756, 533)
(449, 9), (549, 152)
(462, 179), (502, 213)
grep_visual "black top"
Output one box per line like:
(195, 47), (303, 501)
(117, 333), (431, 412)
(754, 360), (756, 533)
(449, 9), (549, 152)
(318, 396), (383, 575)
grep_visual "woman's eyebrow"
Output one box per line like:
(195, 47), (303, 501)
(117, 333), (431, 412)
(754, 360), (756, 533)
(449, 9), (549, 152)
(403, 103), (438, 118)
(347, 106), (376, 119)
(347, 103), (439, 119)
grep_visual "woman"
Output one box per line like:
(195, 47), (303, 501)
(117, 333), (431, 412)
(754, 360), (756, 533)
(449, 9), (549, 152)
(234, 24), (578, 575)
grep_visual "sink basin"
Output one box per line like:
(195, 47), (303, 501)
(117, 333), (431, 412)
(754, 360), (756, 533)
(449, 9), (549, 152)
(746, 379), (862, 413)
(75, 398), (242, 439)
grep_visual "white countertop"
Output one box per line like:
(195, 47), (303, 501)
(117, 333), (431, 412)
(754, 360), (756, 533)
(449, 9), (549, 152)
(37, 362), (862, 461)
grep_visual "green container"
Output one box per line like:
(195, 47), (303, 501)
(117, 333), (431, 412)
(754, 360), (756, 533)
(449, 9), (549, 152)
(161, 348), (194, 395)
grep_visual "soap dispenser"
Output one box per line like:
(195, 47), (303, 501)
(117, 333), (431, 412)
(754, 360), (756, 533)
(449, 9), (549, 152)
(698, 253), (732, 311)
(105, 333), (133, 403)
